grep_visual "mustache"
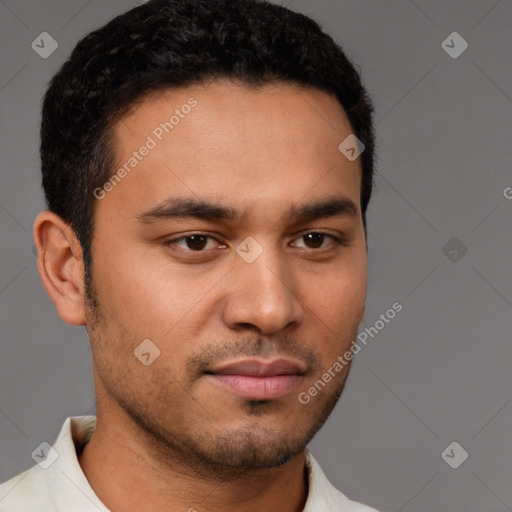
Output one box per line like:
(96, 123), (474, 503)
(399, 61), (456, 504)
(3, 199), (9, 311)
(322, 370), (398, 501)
(187, 334), (322, 375)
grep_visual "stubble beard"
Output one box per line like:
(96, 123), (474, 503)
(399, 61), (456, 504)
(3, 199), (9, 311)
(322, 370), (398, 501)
(83, 279), (352, 479)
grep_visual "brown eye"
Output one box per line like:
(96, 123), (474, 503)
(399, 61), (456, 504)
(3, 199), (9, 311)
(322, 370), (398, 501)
(292, 232), (342, 250)
(303, 233), (325, 249)
(166, 234), (216, 252)
(183, 235), (208, 251)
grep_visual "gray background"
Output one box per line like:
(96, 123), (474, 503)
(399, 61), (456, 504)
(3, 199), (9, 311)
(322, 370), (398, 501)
(0, 1), (511, 511)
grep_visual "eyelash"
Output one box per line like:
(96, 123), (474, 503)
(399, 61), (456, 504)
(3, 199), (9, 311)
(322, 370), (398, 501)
(164, 232), (348, 253)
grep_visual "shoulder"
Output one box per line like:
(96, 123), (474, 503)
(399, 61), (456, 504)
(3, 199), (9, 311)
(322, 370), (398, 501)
(0, 415), (97, 511)
(305, 451), (381, 512)
(0, 463), (53, 510)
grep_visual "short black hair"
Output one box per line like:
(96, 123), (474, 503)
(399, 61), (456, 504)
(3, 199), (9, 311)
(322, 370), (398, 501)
(40, 0), (375, 292)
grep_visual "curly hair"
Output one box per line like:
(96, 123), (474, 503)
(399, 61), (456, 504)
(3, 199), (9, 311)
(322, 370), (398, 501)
(40, 0), (375, 292)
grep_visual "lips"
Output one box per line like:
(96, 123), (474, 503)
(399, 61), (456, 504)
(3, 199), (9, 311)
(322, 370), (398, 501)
(205, 357), (305, 400)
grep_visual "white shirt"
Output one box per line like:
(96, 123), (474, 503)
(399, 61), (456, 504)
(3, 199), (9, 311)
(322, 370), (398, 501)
(0, 416), (380, 511)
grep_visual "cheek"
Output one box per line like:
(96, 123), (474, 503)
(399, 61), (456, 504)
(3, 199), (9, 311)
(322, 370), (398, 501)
(91, 243), (185, 335)
(94, 245), (221, 366)
(309, 249), (366, 310)
(304, 255), (367, 354)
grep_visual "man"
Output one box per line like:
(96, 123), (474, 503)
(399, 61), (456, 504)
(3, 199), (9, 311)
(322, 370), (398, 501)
(0, 0), (379, 510)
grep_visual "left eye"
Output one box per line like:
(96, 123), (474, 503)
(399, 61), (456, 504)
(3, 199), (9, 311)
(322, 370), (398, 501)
(291, 232), (342, 250)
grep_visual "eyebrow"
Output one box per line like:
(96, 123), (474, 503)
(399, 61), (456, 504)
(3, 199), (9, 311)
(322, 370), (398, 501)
(136, 195), (358, 225)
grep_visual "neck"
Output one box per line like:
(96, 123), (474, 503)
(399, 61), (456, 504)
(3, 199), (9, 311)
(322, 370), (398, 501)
(78, 403), (309, 512)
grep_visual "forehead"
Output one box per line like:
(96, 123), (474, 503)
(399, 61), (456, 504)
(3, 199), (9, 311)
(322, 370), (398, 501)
(102, 80), (362, 222)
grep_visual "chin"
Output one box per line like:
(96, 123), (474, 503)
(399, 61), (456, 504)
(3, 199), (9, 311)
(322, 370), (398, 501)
(190, 429), (309, 470)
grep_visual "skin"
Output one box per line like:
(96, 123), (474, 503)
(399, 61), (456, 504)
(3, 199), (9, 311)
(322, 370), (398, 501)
(33, 79), (367, 512)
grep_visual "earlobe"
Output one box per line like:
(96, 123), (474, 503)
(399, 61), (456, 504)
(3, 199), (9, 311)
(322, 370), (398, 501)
(33, 211), (86, 326)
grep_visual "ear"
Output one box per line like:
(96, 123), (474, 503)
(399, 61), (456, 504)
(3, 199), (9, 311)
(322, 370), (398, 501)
(33, 211), (86, 325)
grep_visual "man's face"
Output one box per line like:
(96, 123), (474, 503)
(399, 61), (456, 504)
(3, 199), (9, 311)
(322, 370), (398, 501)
(86, 80), (367, 471)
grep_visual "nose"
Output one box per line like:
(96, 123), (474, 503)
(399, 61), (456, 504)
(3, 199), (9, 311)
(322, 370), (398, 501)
(222, 245), (304, 335)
